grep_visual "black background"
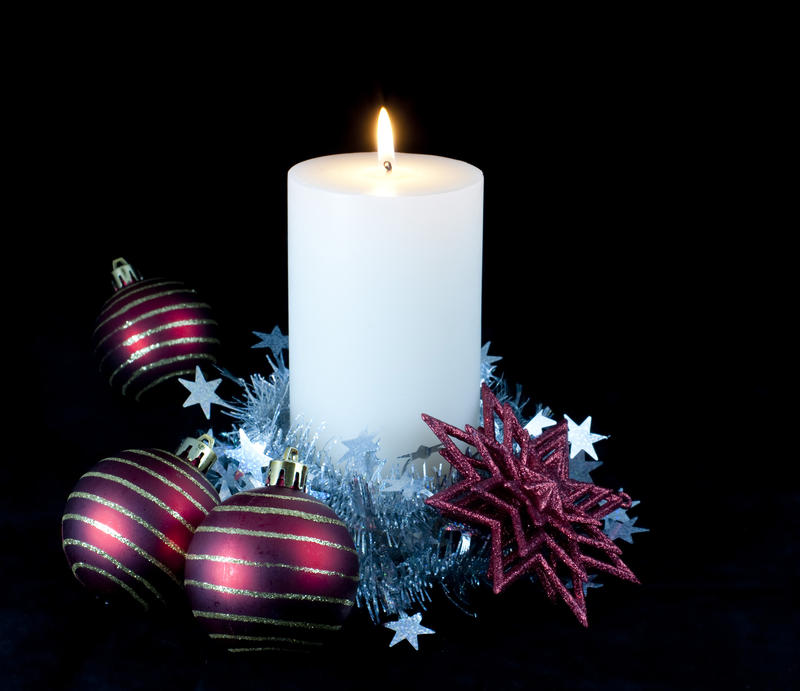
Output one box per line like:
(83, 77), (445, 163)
(6, 11), (795, 691)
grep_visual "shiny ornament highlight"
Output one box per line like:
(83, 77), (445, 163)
(185, 448), (359, 653)
(93, 258), (220, 401)
(61, 436), (220, 610)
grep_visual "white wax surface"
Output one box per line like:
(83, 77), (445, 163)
(288, 152), (483, 467)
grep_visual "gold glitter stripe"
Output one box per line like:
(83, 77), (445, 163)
(62, 514), (180, 584)
(121, 353), (217, 396)
(97, 318), (218, 369)
(94, 302), (213, 351)
(184, 580), (353, 606)
(227, 647), (305, 654)
(132, 449), (219, 505)
(63, 538), (165, 604)
(213, 505), (345, 527)
(195, 526), (357, 555)
(94, 288), (197, 333)
(185, 554), (359, 581)
(134, 369), (195, 401)
(191, 610), (342, 631)
(99, 457), (210, 517)
(108, 337), (220, 386)
(235, 491), (324, 506)
(68, 492), (187, 556)
(71, 561), (150, 609)
(209, 634), (322, 646)
(102, 280), (181, 313)
(82, 471), (195, 532)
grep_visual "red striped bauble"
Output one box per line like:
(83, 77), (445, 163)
(184, 486), (360, 653)
(61, 447), (220, 610)
(92, 258), (219, 401)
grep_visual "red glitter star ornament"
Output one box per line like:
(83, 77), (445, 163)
(423, 384), (639, 626)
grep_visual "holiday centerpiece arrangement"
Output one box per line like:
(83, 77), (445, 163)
(61, 108), (646, 653)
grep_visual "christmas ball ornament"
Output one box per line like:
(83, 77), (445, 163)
(62, 434), (221, 610)
(93, 257), (220, 401)
(185, 447), (359, 653)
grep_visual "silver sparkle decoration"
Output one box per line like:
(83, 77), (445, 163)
(178, 366), (230, 419)
(206, 326), (644, 631)
(480, 342), (502, 385)
(251, 325), (288, 358)
(565, 414), (607, 459)
(568, 450), (603, 482)
(383, 612), (435, 650)
(524, 410), (557, 437)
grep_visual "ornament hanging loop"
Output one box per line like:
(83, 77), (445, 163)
(267, 447), (308, 492)
(110, 257), (140, 291)
(176, 433), (217, 474)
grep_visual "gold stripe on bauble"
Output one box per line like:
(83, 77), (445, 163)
(209, 633), (322, 646)
(185, 553), (359, 581)
(94, 288), (197, 333)
(213, 504), (346, 527)
(81, 471), (195, 532)
(108, 337), (220, 386)
(71, 561), (150, 609)
(101, 280), (181, 313)
(184, 579), (354, 606)
(195, 526), (357, 555)
(132, 449), (219, 505)
(67, 492), (187, 556)
(62, 513), (180, 584)
(63, 538), (165, 604)
(97, 318), (218, 369)
(121, 353), (216, 396)
(98, 457), (210, 517)
(94, 302), (213, 352)
(191, 610), (342, 631)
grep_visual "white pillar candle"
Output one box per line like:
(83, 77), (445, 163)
(288, 121), (483, 468)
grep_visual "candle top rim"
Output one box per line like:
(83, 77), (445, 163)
(288, 152), (483, 197)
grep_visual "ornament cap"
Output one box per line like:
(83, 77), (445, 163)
(176, 433), (217, 474)
(267, 447), (308, 492)
(110, 257), (141, 291)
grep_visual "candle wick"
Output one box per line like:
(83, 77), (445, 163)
(383, 160), (392, 174)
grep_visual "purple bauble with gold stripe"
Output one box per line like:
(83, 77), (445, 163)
(185, 448), (359, 653)
(61, 438), (220, 610)
(93, 257), (220, 401)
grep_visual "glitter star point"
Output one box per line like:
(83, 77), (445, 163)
(383, 612), (435, 650)
(178, 366), (228, 419)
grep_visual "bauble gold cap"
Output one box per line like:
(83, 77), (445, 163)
(267, 447), (308, 492)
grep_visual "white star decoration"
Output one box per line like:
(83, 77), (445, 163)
(227, 428), (271, 484)
(524, 410), (557, 437)
(178, 367), (230, 419)
(565, 414), (607, 460)
(384, 612), (435, 650)
(251, 326), (288, 357)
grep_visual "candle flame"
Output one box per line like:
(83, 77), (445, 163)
(377, 107), (395, 171)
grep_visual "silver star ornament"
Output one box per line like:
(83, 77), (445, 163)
(384, 612), (435, 650)
(178, 366), (229, 419)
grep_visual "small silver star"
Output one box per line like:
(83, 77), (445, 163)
(569, 450), (603, 482)
(384, 612), (435, 650)
(251, 326), (288, 357)
(178, 367), (229, 419)
(565, 415), (607, 460)
(227, 428), (271, 483)
(604, 516), (649, 544)
(524, 410), (557, 437)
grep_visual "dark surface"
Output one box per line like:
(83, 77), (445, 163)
(7, 17), (794, 691)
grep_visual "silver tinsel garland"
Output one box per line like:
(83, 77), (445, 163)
(204, 341), (646, 626)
